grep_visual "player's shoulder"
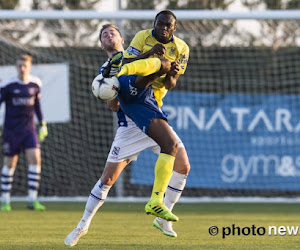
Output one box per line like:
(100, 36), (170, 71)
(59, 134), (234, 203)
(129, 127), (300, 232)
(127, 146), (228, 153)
(133, 29), (152, 40)
(28, 75), (42, 87)
(173, 35), (189, 52)
(0, 77), (19, 88)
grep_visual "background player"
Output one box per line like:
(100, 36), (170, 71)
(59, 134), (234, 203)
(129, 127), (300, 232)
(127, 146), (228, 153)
(0, 54), (48, 211)
(122, 9), (190, 237)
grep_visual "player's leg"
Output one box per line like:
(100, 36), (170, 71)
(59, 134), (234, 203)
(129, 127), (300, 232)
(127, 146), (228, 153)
(145, 118), (179, 221)
(64, 160), (129, 247)
(1, 155), (18, 211)
(154, 146), (190, 237)
(25, 147), (45, 211)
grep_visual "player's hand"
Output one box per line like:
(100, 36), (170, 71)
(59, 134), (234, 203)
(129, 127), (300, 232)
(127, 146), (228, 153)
(149, 44), (166, 57)
(160, 59), (171, 74)
(38, 121), (48, 142)
(167, 60), (180, 77)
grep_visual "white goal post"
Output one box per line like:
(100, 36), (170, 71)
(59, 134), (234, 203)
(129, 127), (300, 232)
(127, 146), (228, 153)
(1, 9), (300, 20)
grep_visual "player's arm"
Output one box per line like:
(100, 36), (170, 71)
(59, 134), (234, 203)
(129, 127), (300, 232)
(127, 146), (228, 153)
(163, 60), (181, 90)
(107, 98), (120, 112)
(123, 44), (166, 64)
(134, 59), (171, 88)
(34, 91), (48, 142)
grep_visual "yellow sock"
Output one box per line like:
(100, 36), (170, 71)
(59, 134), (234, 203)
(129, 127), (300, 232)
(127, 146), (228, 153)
(116, 58), (161, 77)
(151, 153), (175, 202)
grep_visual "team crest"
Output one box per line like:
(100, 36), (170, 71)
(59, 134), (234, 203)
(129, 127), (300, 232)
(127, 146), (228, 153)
(112, 146), (120, 156)
(169, 47), (175, 56)
(28, 88), (36, 95)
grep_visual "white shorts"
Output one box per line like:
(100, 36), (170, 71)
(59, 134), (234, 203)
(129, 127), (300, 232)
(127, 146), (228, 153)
(107, 119), (184, 163)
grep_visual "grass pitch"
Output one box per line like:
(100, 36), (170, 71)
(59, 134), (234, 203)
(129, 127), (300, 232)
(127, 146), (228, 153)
(1, 202), (300, 249)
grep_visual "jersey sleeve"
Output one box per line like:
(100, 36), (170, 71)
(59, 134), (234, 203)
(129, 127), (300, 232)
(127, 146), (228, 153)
(178, 43), (189, 75)
(124, 30), (145, 58)
(34, 80), (44, 123)
(0, 81), (9, 105)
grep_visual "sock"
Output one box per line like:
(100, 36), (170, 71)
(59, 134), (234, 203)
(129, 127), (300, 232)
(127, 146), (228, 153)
(151, 153), (175, 202)
(117, 58), (161, 76)
(1, 165), (15, 204)
(77, 180), (111, 230)
(28, 164), (41, 203)
(164, 171), (187, 211)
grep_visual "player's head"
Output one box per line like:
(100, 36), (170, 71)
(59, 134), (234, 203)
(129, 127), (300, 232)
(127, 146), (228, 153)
(99, 24), (124, 55)
(16, 53), (32, 80)
(154, 10), (177, 44)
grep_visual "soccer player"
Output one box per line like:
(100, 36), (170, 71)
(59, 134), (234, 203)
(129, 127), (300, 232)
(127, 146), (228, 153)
(0, 54), (48, 211)
(64, 22), (186, 246)
(123, 10), (190, 237)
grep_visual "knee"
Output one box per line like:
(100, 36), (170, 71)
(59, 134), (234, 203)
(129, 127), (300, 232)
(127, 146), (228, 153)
(100, 175), (115, 186)
(174, 162), (190, 175)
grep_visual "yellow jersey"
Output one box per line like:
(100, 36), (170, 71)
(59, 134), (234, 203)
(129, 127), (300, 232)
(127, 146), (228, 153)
(124, 29), (189, 107)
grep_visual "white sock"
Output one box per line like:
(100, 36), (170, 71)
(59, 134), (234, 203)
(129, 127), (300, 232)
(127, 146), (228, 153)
(1, 165), (15, 204)
(77, 180), (111, 230)
(28, 164), (41, 203)
(164, 171), (187, 211)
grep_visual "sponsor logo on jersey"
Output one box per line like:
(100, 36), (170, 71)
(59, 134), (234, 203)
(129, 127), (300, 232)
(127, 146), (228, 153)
(179, 54), (188, 64)
(12, 97), (35, 106)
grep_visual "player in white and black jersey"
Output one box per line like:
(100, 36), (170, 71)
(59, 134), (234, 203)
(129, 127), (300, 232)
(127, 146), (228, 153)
(0, 54), (48, 211)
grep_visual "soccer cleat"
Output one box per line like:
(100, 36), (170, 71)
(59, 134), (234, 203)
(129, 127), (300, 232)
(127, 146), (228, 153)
(153, 217), (177, 238)
(1, 203), (11, 212)
(64, 227), (88, 247)
(27, 201), (46, 211)
(102, 51), (124, 78)
(145, 199), (178, 222)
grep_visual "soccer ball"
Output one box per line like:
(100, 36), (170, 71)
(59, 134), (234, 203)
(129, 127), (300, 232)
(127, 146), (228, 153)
(91, 74), (120, 101)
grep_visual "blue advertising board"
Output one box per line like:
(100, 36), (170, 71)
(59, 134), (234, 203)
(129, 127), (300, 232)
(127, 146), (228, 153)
(131, 92), (300, 190)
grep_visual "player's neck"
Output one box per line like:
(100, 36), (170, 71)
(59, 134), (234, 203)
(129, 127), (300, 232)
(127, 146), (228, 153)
(107, 48), (124, 58)
(18, 74), (29, 83)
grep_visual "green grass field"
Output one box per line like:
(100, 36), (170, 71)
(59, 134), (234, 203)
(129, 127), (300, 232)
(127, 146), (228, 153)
(1, 202), (300, 249)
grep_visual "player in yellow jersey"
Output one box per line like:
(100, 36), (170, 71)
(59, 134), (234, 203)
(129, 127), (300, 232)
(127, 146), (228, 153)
(123, 10), (190, 237)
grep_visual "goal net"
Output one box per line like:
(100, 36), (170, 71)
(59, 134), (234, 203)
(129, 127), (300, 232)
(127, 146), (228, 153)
(1, 10), (300, 200)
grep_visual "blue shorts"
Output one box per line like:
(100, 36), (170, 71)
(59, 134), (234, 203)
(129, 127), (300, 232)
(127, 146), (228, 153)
(117, 75), (168, 134)
(2, 129), (40, 156)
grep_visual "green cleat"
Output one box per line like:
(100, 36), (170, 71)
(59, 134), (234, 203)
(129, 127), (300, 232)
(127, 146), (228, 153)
(145, 199), (178, 222)
(102, 51), (124, 78)
(1, 203), (11, 212)
(27, 201), (46, 211)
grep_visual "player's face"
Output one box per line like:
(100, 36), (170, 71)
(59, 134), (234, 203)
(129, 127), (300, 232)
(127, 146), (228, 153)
(16, 59), (31, 80)
(154, 14), (177, 44)
(100, 27), (124, 53)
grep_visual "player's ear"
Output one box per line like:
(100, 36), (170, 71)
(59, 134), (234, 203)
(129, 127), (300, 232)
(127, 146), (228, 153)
(121, 37), (124, 45)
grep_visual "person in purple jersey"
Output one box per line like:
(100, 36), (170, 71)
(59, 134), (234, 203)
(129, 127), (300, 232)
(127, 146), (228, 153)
(0, 54), (48, 211)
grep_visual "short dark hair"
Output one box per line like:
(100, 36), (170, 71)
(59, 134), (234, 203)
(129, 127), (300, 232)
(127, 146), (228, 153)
(99, 24), (122, 42)
(154, 10), (177, 24)
(17, 53), (32, 63)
